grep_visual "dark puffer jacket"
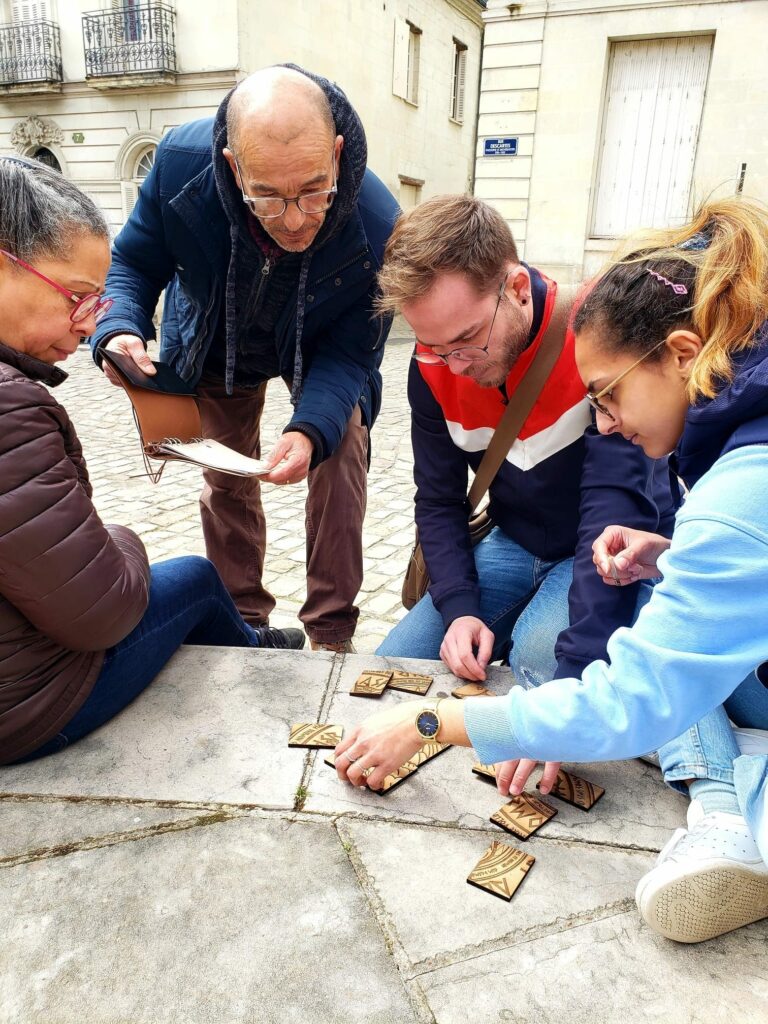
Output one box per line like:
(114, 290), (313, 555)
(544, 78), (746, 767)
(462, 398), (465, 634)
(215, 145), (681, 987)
(0, 343), (150, 764)
(91, 65), (400, 467)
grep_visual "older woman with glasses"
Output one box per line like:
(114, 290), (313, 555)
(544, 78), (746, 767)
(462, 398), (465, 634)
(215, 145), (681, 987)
(0, 157), (300, 767)
(335, 197), (768, 946)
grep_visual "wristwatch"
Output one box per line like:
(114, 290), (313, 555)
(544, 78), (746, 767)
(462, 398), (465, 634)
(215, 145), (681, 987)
(415, 699), (443, 741)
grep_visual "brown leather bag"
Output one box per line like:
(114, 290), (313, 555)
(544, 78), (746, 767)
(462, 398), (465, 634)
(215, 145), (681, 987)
(401, 285), (575, 609)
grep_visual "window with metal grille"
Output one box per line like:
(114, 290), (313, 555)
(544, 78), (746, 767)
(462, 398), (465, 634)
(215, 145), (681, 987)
(591, 35), (713, 237)
(451, 40), (467, 123)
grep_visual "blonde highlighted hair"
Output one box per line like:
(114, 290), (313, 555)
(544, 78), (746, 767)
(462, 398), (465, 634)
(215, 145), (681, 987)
(574, 197), (768, 401)
(376, 194), (518, 315)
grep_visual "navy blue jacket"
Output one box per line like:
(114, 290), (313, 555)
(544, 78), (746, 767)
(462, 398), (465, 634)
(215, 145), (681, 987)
(411, 270), (680, 679)
(675, 322), (768, 485)
(91, 115), (399, 463)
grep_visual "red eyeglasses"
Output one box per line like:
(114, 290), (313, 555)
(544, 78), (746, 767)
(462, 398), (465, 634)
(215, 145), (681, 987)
(0, 249), (113, 324)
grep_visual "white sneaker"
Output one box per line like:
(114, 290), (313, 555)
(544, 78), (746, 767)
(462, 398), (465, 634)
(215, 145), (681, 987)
(635, 799), (768, 943)
(734, 727), (768, 757)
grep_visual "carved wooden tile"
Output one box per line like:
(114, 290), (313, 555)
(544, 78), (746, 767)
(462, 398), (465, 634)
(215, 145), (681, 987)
(467, 840), (535, 902)
(472, 762), (497, 781)
(407, 740), (452, 767)
(377, 759), (420, 793)
(288, 723), (344, 749)
(323, 754), (419, 794)
(387, 671), (433, 695)
(452, 682), (493, 699)
(490, 793), (557, 840)
(542, 769), (605, 810)
(350, 670), (393, 697)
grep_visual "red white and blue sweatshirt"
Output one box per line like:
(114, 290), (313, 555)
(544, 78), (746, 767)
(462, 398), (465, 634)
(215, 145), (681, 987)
(410, 267), (679, 679)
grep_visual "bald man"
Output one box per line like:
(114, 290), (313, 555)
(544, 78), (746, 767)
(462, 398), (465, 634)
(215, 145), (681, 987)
(92, 65), (399, 652)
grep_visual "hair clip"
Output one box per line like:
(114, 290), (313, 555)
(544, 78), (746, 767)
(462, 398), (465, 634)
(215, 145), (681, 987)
(678, 228), (713, 252)
(645, 268), (688, 296)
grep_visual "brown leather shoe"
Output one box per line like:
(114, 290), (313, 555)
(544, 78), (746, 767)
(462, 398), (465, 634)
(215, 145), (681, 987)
(309, 638), (357, 654)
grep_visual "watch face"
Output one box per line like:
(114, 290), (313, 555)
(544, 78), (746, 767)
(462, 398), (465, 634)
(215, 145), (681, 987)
(417, 709), (439, 738)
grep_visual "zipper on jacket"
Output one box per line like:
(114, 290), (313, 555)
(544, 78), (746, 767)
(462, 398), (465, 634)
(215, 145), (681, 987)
(243, 257), (272, 331)
(254, 258), (272, 308)
(311, 248), (368, 288)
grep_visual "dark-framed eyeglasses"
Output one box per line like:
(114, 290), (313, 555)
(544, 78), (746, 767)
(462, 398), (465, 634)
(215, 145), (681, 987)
(585, 336), (669, 421)
(234, 153), (338, 220)
(0, 249), (113, 324)
(413, 272), (510, 367)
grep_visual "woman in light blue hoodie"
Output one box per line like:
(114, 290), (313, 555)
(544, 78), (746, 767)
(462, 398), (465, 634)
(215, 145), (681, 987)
(336, 197), (768, 945)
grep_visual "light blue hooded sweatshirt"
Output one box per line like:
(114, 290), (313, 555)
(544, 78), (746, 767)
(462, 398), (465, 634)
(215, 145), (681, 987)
(464, 328), (768, 862)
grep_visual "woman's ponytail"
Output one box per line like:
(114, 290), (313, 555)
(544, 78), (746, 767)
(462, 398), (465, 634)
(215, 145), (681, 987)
(575, 197), (768, 400)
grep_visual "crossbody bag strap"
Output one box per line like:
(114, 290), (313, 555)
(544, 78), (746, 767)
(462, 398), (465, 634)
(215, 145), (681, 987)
(467, 284), (577, 512)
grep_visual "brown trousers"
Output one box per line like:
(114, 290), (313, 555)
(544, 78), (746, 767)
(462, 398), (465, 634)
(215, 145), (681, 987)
(196, 377), (368, 642)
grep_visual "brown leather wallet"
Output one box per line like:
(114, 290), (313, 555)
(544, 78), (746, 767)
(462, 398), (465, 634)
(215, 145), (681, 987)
(101, 348), (203, 480)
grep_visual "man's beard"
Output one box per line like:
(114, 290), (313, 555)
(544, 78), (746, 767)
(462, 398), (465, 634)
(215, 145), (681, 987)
(465, 305), (530, 388)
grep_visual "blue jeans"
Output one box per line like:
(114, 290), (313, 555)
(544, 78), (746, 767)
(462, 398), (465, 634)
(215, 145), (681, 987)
(632, 578), (768, 858)
(659, 678), (768, 790)
(19, 557), (262, 762)
(658, 676), (768, 863)
(377, 527), (573, 685)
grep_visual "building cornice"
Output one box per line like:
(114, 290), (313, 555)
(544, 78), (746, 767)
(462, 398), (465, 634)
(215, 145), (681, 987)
(445, 0), (486, 28)
(483, 0), (742, 21)
(30, 68), (238, 101)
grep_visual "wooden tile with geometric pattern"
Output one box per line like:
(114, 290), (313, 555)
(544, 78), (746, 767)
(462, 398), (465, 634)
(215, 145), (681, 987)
(350, 670), (393, 697)
(323, 753), (419, 794)
(467, 840), (535, 901)
(541, 768), (605, 810)
(490, 792), (557, 840)
(452, 682), (493, 699)
(407, 740), (452, 767)
(387, 671), (433, 695)
(288, 723), (344, 748)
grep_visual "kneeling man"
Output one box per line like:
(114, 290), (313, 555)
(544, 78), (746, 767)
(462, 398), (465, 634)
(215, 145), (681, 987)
(377, 195), (678, 683)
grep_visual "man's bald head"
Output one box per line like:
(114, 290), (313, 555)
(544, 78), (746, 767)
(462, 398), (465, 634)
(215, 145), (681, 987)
(226, 67), (335, 155)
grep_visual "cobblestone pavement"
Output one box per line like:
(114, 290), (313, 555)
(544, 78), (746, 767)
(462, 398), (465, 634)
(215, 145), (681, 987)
(58, 335), (416, 652)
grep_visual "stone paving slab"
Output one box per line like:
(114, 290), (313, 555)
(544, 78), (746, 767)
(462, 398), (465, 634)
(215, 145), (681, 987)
(338, 818), (655, 968)
(2, 649), (766, 1024)
(418, 912), (768, 1024)
(0, 647), (335, 807)
(305, 655), (687, 848)
(0, 814), (418, 1024)
(0, 798), (210, 862)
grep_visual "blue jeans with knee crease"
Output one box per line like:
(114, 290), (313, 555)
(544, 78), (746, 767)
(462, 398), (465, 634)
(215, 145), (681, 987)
(17, 556), (262, 762)
(377, 526), (573, 686)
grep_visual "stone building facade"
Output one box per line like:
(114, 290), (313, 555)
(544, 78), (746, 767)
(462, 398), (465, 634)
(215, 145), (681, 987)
(475, 0), (768, 281)
(0, 0), (484, 232)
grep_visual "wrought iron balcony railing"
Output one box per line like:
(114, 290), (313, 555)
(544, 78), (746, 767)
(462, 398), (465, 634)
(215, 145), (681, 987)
(82, 2), (176, 79)
(0, 20), (62, 86)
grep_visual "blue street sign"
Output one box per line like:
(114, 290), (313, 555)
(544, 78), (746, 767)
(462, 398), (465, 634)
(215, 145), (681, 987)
(483, 137), (519, 157)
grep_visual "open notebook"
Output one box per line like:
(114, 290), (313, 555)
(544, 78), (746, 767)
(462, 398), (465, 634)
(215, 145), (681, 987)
(101, 349), (271, 481)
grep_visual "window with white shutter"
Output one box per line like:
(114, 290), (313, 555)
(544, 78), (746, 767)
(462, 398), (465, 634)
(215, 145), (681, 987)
(392, 17), (421, 105)
(591, 35), (713, 237)
(121, 144), (155, 221)
(451, 40), (467, 123)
